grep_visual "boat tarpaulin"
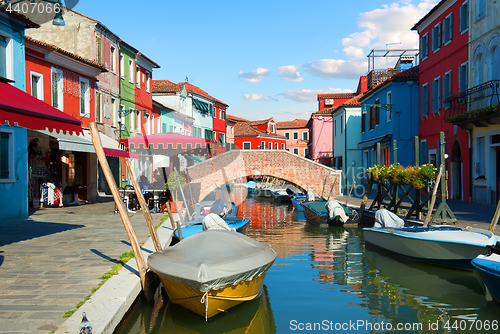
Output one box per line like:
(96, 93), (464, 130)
(148, 230), (276, 292)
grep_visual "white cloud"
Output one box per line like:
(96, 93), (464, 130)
(301, 59), (366, 79)
(242, 93), (278, 102)
(278, 65), (304, 82)
(280, 88), (353, 102)
(238, 68), (270, 83)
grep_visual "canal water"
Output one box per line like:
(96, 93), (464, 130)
(114, 195), (500, 333)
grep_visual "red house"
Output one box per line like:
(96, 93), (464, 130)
(234, 118), (287, 150)
(412, 0), (470, 201)
(134, 52), (160, 136)
(213, 98), (228, 155)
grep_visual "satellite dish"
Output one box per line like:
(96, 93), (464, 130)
(317, 116), (323, 120)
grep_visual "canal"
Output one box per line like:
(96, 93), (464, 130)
(114, 195), (500, 333)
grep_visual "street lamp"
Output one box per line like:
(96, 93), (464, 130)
(0, 0), (66, 26)
(117, 108), (146, 140)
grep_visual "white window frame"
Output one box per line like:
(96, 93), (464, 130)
(110, 45), (116, 73)
(281, 143), (285, 150)
(268, 142), (272, 149)
(243, 142), (251, 150)
(0, 31), (13, 81)
(302, 131), (308, 141)
(293, 148), (299, 155)
(443, 13), (453, 46)
(95, 91), (102, 123)
(432, 22), (441, 53)
(128, 59), (134, 83)
(120, 104), (125, 129)
(130, 107), (135, 131)
(421, 33), (429, 61)
(432, 76), (441, 112)
(284, 132), (290, 139)
(111, 98), (117, 127)
(79, 78), (90, 117)
(136, 110), (141, 133)
(274, 142), (278, 150)
(293, 131), (299, 140)
(136, 65), (140, 88)
(271, 124), (275, 133)
(119, 54), (124, 78)
(146, 71), (150, 92)
(261, 141), (265, 149)
(0, 128), (15, 183)
(30, 71), (43, 100)
(51, 67), (63, 111)
(460, 1), (469, 34)
(386, 91), (392, 121)
(443, 70), (452, 109)
(459, 61), (468, 92)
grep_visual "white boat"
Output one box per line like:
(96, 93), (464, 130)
(362, 225), (498, 269)
(472, 253), (500, 304)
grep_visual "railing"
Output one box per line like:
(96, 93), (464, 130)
(445, 80), (500, 119)
(367, 69), (403, 90)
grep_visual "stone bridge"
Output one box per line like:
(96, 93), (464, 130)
(186, 150), (342, 202)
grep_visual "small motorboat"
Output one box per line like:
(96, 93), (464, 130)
(301, 199), (355, 225)
(472, 253), (500, 304)
(174, 215), (250, 239)
(191, 199), (239, 220)
(244, 181), (258, 194)
(148, 229), (277, 320)
(363, 224), (498, 269)
(291, 195), (321, 212)
(271, 188), (297, 202)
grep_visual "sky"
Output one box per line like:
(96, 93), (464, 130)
(70, 0), (437, 122)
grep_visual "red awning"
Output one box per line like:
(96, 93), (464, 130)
(119, 133), (210, 151)
(0, 80), (82, 134)
(103, 148), (140, 159)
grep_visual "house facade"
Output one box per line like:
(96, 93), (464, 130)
(226, 114), (248, 150)
(412, 0), (471, 201)
(358, 67), (420, 184)
(134, 52), (160, 136)
(234, 118), (287, 151)
(213, 99), (228, 155)
(276, 119), (309, 157)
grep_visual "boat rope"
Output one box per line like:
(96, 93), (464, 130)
(200, 291), (209, 321)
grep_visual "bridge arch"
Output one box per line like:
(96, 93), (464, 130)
(186, 150), (342, 202)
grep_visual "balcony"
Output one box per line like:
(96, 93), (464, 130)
(445, 80), (500, 130)
(367, 69), (403, 90)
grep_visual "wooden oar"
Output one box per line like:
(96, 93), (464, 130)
(126, 159), (162, 252)
(345, 176), (355, 206)
(423, 163), (444, 227)
(89, 123), (153, 302)
(489, 197), (500, 232)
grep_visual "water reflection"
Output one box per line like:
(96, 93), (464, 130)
(115, 195), (500, 334)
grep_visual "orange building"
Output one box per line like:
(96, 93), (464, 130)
(276, 119), (309, 157)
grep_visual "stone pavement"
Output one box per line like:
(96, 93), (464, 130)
(0, 195), (171, 334)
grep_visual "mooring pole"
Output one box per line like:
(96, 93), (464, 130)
(89, 123), (153, 302)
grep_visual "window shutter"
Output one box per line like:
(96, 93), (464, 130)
(375, 105), (379, 125)
(361, 112), (365, 133)
(369, 106), (373, 130)
(449, 13), (453, 40)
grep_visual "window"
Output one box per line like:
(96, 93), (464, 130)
(386, 91), (392, 121)
(459, 62), (468, 92)
(432, 76), (441, 112)
(432, 22), (441, 52)
(120, 54), (124, 77)
(443, 71), (452, 109)
(136, 66), (140, 88)
(340, 115), (343, 134)
(95, 36), (102, 63)
(421, 83), (429, 116)
(120, 105), (125, 129)
(129, 59), (134, 83)
(293, 148), (299, 155)
(0, 130), (13, 181)
(475, 0), (485, 21)
(282, 143), (285, 150)
(293, 132), (298, 140)
(285, 132), (290, 139)
(334, 119), (337, 136)
(489, 45), (500, 81)
(302, 131), (308, 141)
(429, 150), (437, 167)
(110, 46), (116, 73)
(219, 133), (225, 147)
(460, 1), (469, 33)
(79, 78), (90, 116)
(474, 52), (484, 86)
(51, 68), (63, 110)
(136, 111), (141, 132)
(162, 122), (167, 133)
(261, 141), (265, 149)
(361, 109), (366, 133)
(30, 72), (43, 100)
(95, 91), (102, 122)
(421, 33), (429, 60)
(0, 34), (7, 78)
(274, 143), (278, 150)
(243, 142), (251, 150)
(369, 99), (380, 130)
(146, 71), (150, 92)
(443, 13), (453, 45)
(111, 98), (116, 127)
(130, 107), (135, 131)
(268, 142), (272, 149)
(305, 148), (309, 157)
(476, 137), (486, 177)
(270, 124), (275, 133)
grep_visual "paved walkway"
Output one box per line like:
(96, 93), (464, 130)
(0, 196), (170, 334)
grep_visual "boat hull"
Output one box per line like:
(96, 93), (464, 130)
(472, 254), (500, 304)
(363, 226), (497, 269)
(302, 201), (352, 226)
(159, 273), (267, 319)
(291, 197), (304, 211)
(174, 218), (250, 239)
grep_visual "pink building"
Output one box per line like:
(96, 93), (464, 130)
(276, 119), (309, 157)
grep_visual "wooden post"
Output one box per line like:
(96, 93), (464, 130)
(165, 200), (176, 230)
(176, 221), (183, 240)
(174, 168), (190, 218)
(327, 175), (338, 200)
(359, 178), (373, 222)
(489, 197), (500, 232)
(423, 163), (444, 227)
(88, 123), (153, 302)
(414, 136), (419, 167)
(345, 176), (355, 206)
(393, 139), (397, 165)
(321, 174), (328, 198)
(126, 159), (162, 252)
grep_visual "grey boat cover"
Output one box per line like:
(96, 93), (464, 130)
(148, 230), (277, 292)
(374, 209), (405, 228)
(202, 213), (234, 231)
(325, 199), (348, 223)
(306, 188), (315, 201)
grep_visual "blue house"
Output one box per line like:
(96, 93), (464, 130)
(358, 66), (420, 184)
(1, 9), (81, 219)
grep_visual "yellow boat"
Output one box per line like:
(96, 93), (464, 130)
(148, 229), (276, 320)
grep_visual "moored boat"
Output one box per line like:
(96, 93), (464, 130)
(174, 216), (250, 239)
(191, 200), (239, 220)
(472, 253), (500, 304)
(148, 230), (277, 320)
(291, 195), (321, 212)
(301, 199), (354, 225)
(363, 225), (498, 269)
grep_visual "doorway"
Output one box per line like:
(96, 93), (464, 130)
(450, 141), (462, 199)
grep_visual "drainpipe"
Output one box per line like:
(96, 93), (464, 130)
(467, 129), (472, 202)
